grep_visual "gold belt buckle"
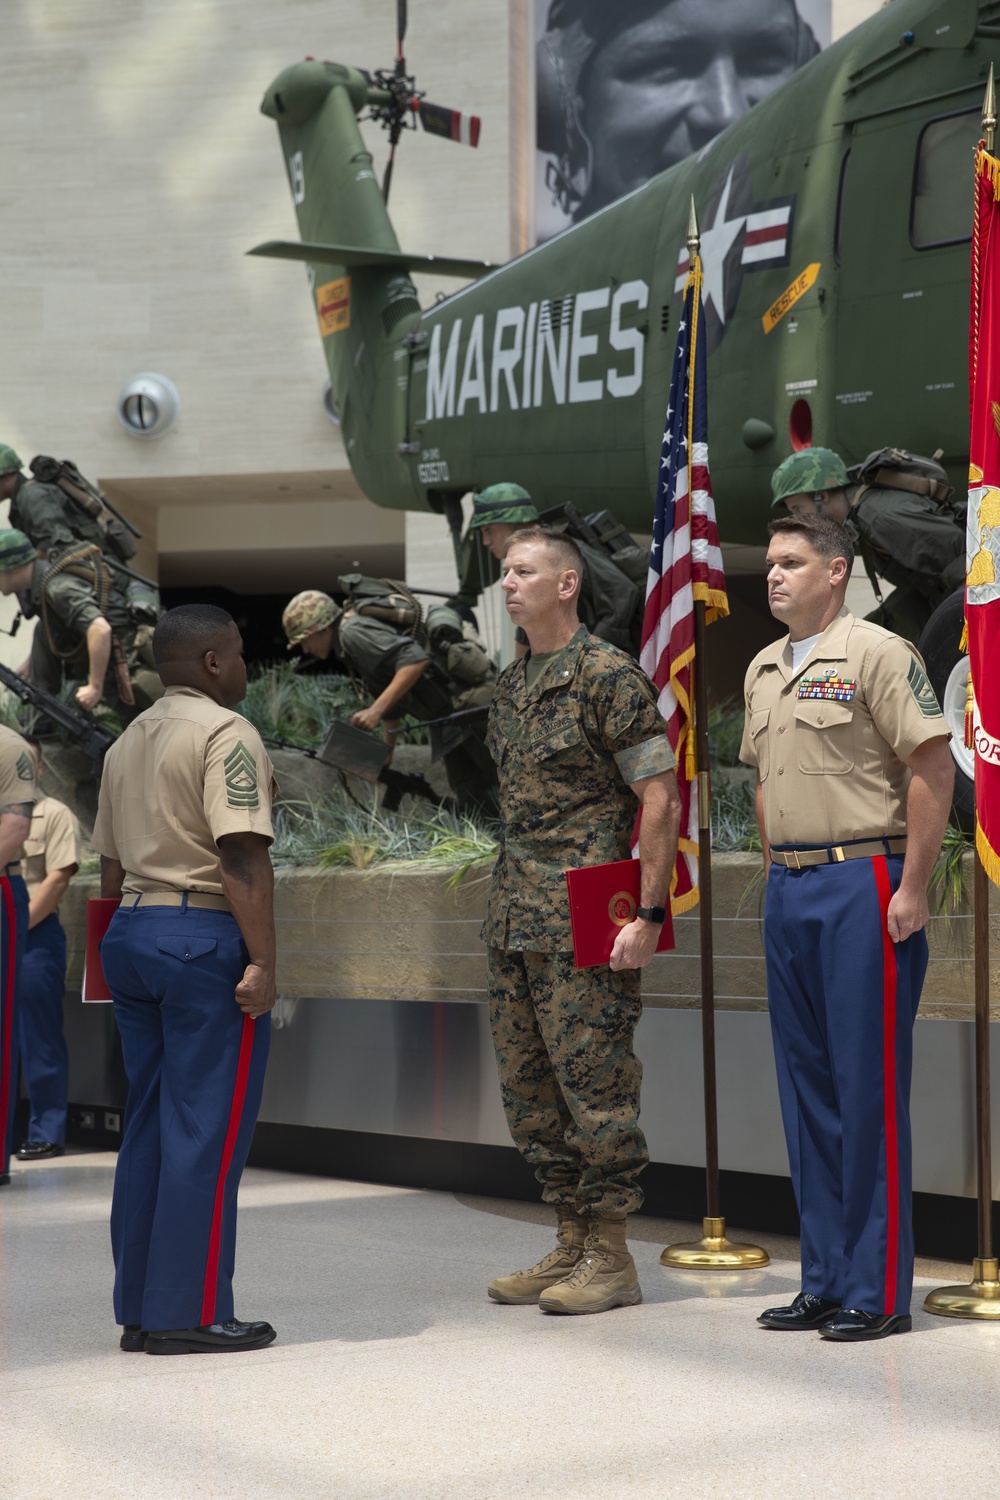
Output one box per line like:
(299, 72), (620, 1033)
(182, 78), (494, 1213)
(789, 849), (801, 870)
(832, 846), (846, 863)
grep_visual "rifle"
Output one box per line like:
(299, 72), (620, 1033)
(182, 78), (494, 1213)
(265, 721), (445, 813)
(0, 662), (117, 775)
(386, 703), (490, 736)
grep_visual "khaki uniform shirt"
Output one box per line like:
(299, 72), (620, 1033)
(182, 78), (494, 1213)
(0, 725), (38, 820)
(92, 686), (277, 899)
(22, 797), (81, 894)
(739, 607), (948, 846)
(482, 626), (676, 952)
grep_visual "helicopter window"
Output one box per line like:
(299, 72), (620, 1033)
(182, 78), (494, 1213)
(911, 108), (980, 249)
(834, 150), (850, 269)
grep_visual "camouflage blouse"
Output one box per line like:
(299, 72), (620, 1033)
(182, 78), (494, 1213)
(482, 626), (675, 953)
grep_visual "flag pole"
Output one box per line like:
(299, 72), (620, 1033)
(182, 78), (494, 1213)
(925, 66), (1000, 1320)
(661, 199), (768, 1271)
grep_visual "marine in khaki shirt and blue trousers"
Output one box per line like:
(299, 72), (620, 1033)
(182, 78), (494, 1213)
(0, 725), (37, 1184)
(17, 769), (82, 1158)
(93, 604), (279, 1355)
(742, 515), (954, 1342)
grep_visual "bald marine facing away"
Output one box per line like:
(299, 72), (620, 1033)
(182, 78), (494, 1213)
(92, 604), (279, 1355)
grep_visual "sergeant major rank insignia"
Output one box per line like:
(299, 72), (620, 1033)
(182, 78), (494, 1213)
(224, 740), (259, 809)
(15, 751), (34, 782)
(906, 658), (940, 718)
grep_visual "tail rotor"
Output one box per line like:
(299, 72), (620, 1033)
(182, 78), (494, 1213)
(363, 0), (480, 203)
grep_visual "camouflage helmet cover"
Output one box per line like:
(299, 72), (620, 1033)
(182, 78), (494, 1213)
(282, 589), (340, 649)
(467, 482), (540, 532)
(0, 528), (36, 574)
(0, 446), (23, 477)
(771, 448), (851, 507)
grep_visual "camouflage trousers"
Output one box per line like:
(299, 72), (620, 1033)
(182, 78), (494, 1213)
(486, 947), (648, 1216)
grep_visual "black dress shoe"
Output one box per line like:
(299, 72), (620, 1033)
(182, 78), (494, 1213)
(0, 1172), (9, 1187)
(145, 1318), (277, 1355)
(819, 1309), (912, 1342)
(120, 1325), (147, 1352)
(757, 1292), (841, 1330)
(17, 1142), (64, 1161)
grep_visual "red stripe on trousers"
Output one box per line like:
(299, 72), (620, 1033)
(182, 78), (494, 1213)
(872, 856), (900, 1316)
(200, 1014), (255, 1326)
(0, 878), (17, 1168)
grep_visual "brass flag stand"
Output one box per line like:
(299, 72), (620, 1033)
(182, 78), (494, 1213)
(661, 202), (768, 1272)
(924, 70), (1000, 1320)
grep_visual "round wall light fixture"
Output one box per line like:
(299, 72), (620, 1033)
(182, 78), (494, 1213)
(116, 373), (180, 437)
(322, 379), (341, 426)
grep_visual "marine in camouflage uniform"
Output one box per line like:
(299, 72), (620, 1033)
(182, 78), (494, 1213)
(0, 529), (158, 721)
(484, 525), (679, 1315)
(468, 482), (647, 655)
(282, 589), (498, 814)
(771, 448), (965, 647)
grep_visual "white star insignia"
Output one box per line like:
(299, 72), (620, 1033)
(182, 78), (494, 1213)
(698, 164), (746, 325)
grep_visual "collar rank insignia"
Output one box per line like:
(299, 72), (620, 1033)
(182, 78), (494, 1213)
(797, 674), (857, 702)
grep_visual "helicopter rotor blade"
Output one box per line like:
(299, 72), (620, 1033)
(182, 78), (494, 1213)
(416, 99), (481, 148)
(383, 142), (397, 203)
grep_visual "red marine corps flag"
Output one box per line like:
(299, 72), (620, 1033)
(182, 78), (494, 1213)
(966, 125), (1000, 884)
(638, 211), (729, 913)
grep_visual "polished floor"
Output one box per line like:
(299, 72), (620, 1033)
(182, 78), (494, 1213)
(1, 1152), (999, 1499)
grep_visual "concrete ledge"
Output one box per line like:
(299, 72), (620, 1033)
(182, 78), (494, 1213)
(58, 850), (985, 1018)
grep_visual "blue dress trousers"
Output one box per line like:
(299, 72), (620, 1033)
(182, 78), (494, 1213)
(0, 873), (30, 1176)
(764, 850), (927, 1317)
(101, 901), (271, 1331)
(18, 912), (69, 1145)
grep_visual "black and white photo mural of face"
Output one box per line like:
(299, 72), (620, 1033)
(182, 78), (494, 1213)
(535, 0), (829, 241)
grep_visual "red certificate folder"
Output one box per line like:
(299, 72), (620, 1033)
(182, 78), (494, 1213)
(83, 897), (120, 1003)
(565, 858), (675, 969)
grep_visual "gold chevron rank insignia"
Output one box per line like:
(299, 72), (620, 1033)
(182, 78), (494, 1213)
(224, 740), (259, 809)
(15, 751), (34, 782)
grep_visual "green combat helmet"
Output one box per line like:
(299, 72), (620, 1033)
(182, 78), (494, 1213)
(467, 482), (539, 531)
(771, 448), (850, 508)
(0, 529), (36, 573)
(282, 589), (341, 649)
(0, 447), (23, 478)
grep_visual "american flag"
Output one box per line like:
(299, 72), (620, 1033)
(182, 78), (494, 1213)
(638, 254), (729, 914)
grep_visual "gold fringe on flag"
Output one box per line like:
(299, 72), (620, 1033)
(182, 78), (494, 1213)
(669, 837), (701, 915)
(976, 819), (1000, 888)
(685, 256), (730, 627)
(978, 143), (1000, 199)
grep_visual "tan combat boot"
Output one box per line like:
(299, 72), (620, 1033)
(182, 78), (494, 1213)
(487, 1213), (590, 1305)
(537, 1214), (642, 1315)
